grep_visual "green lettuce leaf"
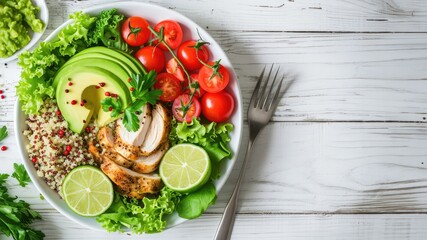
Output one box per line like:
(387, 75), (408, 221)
(176, 183), (216, 219)
(86, 8), (130, 53)
(16, 12), (96, 114)
(97, 187), (181, 234)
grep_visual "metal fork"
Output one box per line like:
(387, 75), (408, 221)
(214, 65), (285, 240)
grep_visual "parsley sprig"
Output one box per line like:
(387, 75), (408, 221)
(11, 163), (31, 187)
(0, 126), (8, 142)
(101, 72), (162, 132)
(0, 173), (44, 240)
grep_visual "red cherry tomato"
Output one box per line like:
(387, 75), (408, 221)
(184, 73), (206, 98)
(135, 46), (165, 73)
(153, 20), (183, 50)
(121, 17), (150, 47)
(166, 58), (186, 81)
(198, 62), (230, 93)
(154, 73), (182, 102)
(177, 40), (210, 71)
(201, 91), (234, 123)
(172, 94), (201, 123)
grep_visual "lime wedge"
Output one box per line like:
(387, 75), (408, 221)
(62, 166), (114, 217)
(159, 144), (211, 193)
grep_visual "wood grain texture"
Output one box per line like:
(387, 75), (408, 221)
(42, 0), (427, 32)
(10, 213), (427, 240)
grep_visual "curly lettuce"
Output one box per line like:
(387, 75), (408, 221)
(97, 187), (181, 233)
(16, 12), (96, 114)
(86, 8), (130, 53)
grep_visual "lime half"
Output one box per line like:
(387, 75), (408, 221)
(62, 166), (114, 216)
(159, 144), (211, 193)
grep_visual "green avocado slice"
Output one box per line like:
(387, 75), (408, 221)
(71, 46), (147, 75)
(55, 66), (131, 133)
(53, 57), (132, 89)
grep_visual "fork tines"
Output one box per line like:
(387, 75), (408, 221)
(252, 64), (284, 111)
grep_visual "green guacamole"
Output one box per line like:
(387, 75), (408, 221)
(0, 0), (44, 58)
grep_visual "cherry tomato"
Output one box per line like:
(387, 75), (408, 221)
(166, 58), (186, 81)
(184, 73), (206, 98)
(198, 62), (230, 93)
(172, 94), (201, 123)
(177, 40), (210, 71)
(153, 20), (183, 50)
(154, 73), (182, 102)
(135, 46), (166, 73)
(201, 91), (234, 123)
(121, 17), (150, 47)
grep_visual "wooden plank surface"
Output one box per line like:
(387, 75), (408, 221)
(44, 0), (427, 32)
(22, 213), (427, 240)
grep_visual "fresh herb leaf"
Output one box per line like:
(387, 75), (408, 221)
(0, 126), (8, 142)
(0, 172), (44, 240)
(11, 163), (31, 187)
(176, 183), (216, 219)
(122, 108), (140, 132)
(0, 173), (9, 184)
(101, 97), (122, 118)
(106, 71), (161, 132)
(129, 71), (158, 99)
(130, 71), (162, 104)
(127, 99), (146, 113)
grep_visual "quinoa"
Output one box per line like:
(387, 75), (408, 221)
(23, 99), (98, 195)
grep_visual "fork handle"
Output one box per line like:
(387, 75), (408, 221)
(214, 139), (254, 240)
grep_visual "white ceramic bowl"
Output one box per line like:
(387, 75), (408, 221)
(0, 0), (49, 64)
(15, 1), (243, 231)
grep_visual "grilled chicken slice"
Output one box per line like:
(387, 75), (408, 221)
(97, 126), (115, 150)
(88, 141), (102, 164)
(132, 142), (169, 174)
(115, 104), (152, 160)
(102, 150), (134, 168)
(101, 157), (163, 199)
(140, 104), (170, 156)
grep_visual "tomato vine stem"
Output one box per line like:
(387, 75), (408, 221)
(148, 25), (198, 118)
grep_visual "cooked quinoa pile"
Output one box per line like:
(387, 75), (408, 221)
(23, 99), (98, 195)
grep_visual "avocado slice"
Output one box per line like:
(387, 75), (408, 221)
(55, 66), (131, 133)
(53, 58), (132, 89)
(65, 50), (144, 76)
(72, 46), (147, 75)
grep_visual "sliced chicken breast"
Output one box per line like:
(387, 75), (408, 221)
(103, 150), (134, 168)
(132, 142), (169, 174)
(115, 104), (152, 160)
(140, 103), (170, 156)
(97, 126), (115, 150)
(101, 157), (163, 199)
(88, 141), (102, 164)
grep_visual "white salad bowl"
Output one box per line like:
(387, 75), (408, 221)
(14, 1), (243, 231)
(0, 0), (49, 64)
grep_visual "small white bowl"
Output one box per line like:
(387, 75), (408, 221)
(15, 1), (243, 232)
(0, 0), (49, 64)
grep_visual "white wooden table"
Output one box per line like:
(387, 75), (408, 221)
(2, 0), (427, 239)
